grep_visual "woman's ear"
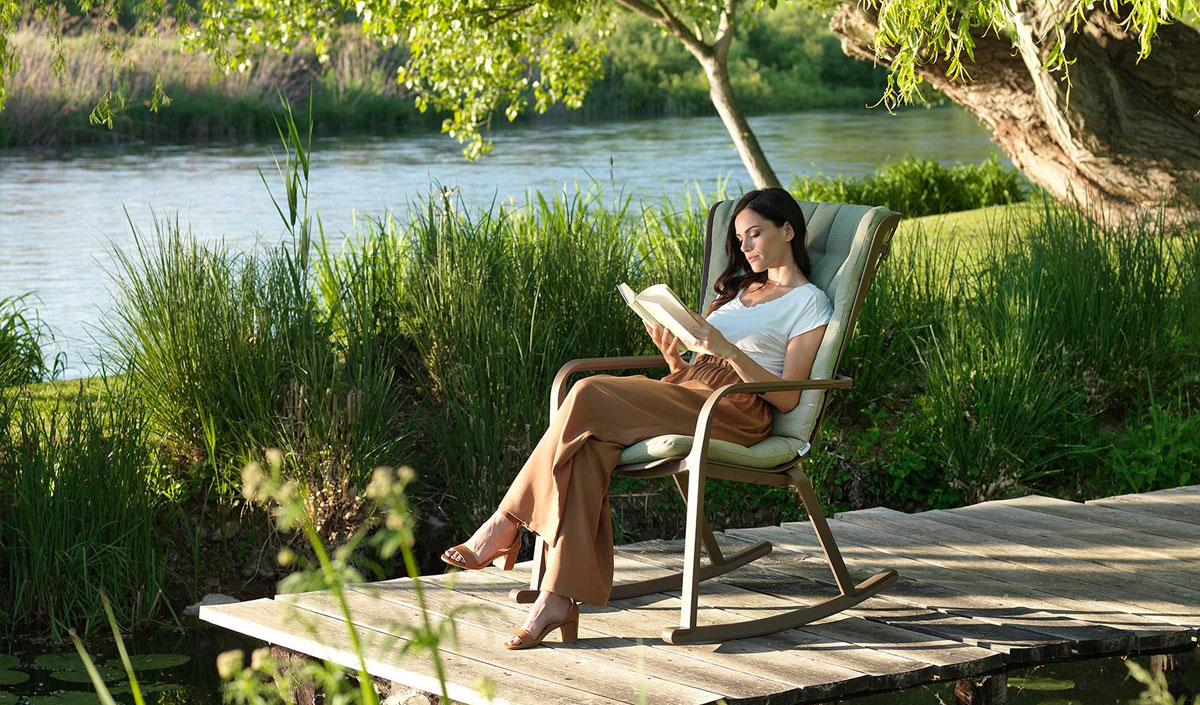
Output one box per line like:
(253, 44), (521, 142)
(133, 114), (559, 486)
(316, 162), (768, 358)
(784, 223), (794, 241)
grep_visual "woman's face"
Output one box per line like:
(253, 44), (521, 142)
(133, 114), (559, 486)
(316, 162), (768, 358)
(733, 207), (793, 272)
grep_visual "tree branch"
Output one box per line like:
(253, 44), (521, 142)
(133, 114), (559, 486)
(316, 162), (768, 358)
(713, 0), (738, 61)
(653, 0), (713, 57)
(611, 0), (668, 27)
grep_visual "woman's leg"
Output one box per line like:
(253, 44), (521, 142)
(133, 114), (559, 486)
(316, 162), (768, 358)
(495, 367), (773, 643)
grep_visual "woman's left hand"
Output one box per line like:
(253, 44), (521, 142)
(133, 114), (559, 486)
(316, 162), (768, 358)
(679, 310), (740, 360)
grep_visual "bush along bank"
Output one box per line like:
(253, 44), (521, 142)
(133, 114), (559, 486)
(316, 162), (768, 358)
(2, 147), (1195, 640)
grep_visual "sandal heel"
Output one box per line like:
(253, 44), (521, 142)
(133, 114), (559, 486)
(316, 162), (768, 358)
(500, 543), (519, 571)
(559, 619), (579, 643)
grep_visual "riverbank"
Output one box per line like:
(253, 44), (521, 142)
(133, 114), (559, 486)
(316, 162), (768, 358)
(5, 193), (1197, 643)
(1, 4), (892, 147)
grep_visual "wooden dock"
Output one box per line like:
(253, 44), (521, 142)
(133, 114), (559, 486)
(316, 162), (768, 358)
(202, 485), (1200, 705)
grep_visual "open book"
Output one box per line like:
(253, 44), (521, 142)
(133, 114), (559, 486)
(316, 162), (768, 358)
(618, 282), (706, 355)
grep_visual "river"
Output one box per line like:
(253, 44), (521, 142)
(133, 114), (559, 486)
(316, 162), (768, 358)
(0, 105), (1003, 378)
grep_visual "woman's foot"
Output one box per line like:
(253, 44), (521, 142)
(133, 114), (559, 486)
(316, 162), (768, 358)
(441, 511), (521, 569)
(505, 591), (577, 649)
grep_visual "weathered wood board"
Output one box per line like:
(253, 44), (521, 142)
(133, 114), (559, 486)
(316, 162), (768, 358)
(202, 484), (1200, 705)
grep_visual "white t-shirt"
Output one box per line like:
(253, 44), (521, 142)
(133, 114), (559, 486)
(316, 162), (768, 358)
(704, 282), (834, 377)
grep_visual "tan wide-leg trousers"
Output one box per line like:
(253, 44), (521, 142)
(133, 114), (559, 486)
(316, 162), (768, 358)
(497, 354), (774, 607)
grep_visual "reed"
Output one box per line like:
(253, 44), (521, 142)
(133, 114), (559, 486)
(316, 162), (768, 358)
(0, 376), (164, 639)
(0, 294), (58, 389)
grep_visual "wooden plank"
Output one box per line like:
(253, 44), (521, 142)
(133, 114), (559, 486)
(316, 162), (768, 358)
(199, 599), (625, 705)
(611, 547), (989, 682)
(752, 522), (1196, 647)
(282, 589), (722, 705)
(991, 495), (1200, 542)
(727, 527), (1144, 655)
(452, 565), (881, 700)
(1087, 488), (1200, 525)
(833, 507), (1200, 624)
(619, 539), (1063, 664)
(341, 571), (796, 705)
(361, 567), (862, 704)
(933, 504), (1200, 589)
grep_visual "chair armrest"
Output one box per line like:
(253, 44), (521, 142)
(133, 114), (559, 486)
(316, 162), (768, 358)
(551, 355), (671, 416)
(684, 375), (852, 470)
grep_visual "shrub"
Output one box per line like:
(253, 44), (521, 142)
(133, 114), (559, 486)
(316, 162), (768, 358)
(791, 155), (1029, 217)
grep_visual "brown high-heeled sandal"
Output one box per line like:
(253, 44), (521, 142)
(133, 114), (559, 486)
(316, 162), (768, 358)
(440, 514), (522, 570)
(504, 602), (579, 650)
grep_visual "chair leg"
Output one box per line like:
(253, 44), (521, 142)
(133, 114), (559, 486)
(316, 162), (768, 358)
(678, 459), (707, 631)
(659, 466), (899, 645)
(507, 534), (547, 603)
(672, 473), (724, 564)
(790, 468), (855, 594)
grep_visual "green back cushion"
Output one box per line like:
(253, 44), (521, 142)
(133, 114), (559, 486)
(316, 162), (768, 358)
(702, 200), (889, 444)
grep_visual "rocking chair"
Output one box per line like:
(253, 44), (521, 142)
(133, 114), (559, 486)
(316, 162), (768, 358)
(510, 199), (902, 644)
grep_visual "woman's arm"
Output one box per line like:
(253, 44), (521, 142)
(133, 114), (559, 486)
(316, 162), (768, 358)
(676, 309), (826, 411)
(721, 326), (825, 413)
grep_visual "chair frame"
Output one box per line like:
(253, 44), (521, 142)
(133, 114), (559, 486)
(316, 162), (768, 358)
(509, 206), (903, 644)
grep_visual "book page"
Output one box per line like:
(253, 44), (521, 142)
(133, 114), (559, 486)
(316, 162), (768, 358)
(619, 282), (697, 355)
(635, 284), (705, 354)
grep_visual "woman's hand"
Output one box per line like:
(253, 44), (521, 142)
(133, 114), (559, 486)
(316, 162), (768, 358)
(678, 310), (739, 360)
(643, 321), (689, 373)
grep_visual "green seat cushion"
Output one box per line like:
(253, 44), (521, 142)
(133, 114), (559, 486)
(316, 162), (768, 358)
(617, 434), (809, 469)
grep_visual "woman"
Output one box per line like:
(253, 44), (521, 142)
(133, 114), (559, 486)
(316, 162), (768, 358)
(440, 187), (834, 649)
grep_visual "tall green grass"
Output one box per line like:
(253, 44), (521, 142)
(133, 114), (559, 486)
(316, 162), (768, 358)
(320, 188), (667, 531)
(0, 294), (58, 389)
(97, 106), (409, 549)
(837, 196), (1200, 503)
(0, 377), (164, 639)
(100, 215), (407, 530)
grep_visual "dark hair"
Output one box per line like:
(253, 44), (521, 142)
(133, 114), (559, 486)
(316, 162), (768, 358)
(703, 188), (812, 316)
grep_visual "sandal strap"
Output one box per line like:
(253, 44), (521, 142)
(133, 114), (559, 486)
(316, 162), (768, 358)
(443, 543), (478, 568)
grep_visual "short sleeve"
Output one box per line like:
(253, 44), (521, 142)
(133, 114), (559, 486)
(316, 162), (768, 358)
(787, 289), (834, 341)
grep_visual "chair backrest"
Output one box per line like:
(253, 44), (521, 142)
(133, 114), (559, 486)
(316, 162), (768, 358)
(700, 199), (901, 445)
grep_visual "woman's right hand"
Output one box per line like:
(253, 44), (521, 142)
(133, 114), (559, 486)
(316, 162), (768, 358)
(643, 321), (689, 373)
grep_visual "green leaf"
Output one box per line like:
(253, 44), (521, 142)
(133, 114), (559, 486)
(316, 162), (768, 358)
(102, 654), (189, 672)
(51, 668), (123, 684)
(34, 653), (85, 671)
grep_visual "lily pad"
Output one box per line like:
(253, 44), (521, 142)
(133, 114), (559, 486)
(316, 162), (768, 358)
(0, 671), (29, 686)
(1009, 676), (1075, 691)
(0, 692), (17, 705)
(34, 653), (85, 671)
(50, 667), (122, 684)
(28, 693), (105, 705)
(103, 654), (190, 672)
(139, 683), (186, 694)
(0, 657), (17, 670)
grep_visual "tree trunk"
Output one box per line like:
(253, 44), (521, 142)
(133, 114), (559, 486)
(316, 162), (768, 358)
(698, 56), (782, 190)
(829, 2), (1200, 226)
